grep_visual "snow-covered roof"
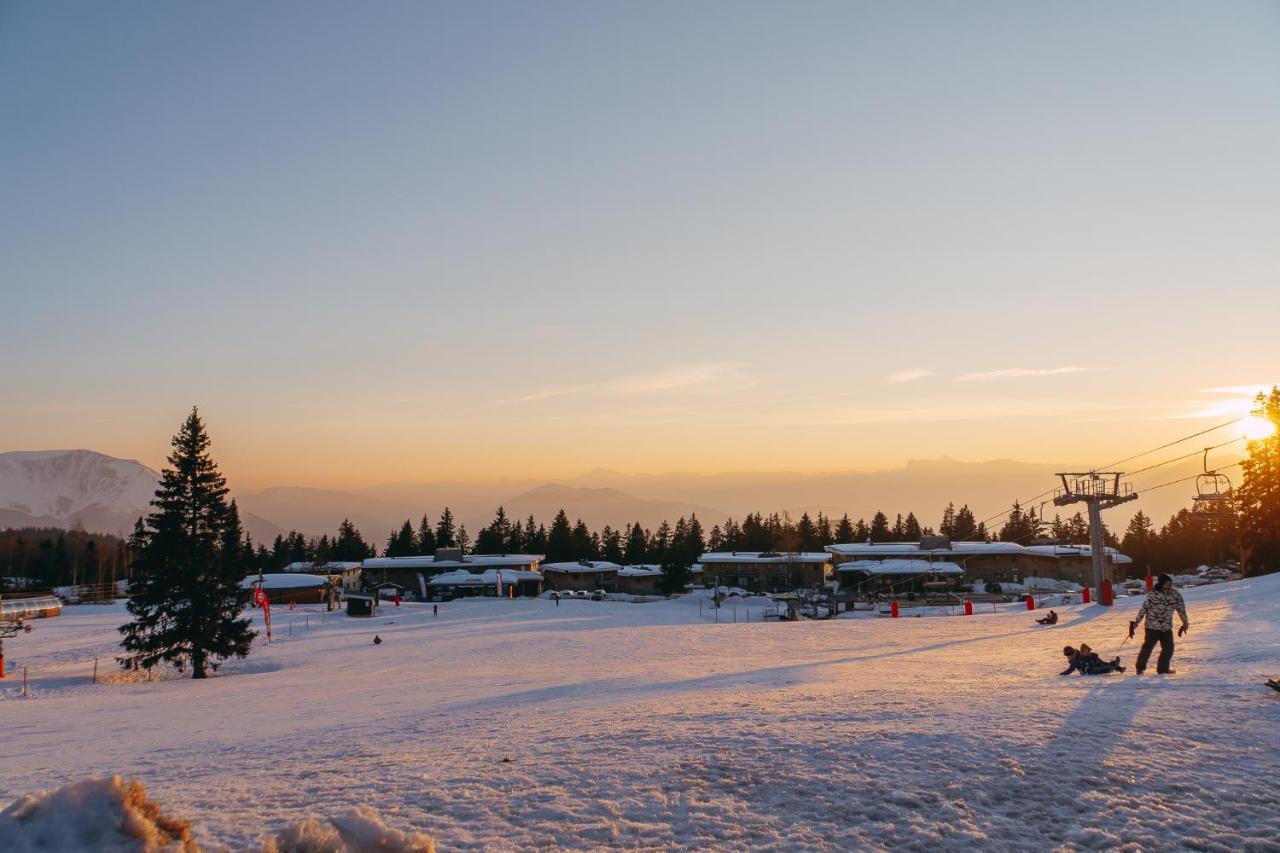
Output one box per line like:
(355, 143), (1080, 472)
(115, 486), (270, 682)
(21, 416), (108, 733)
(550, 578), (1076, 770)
(827, 541), (1028, 557)
(1023, 545), (1133, 564)
(426, 569), (543, 586)
(283, 561), (362, 573)
(618, 565), (662, 577)
(699, 551), (831, 564)
(541, 561), (622, 573)
(241, 573), (328, 590)
(363, 554), (543, 570)
(836, 559), (964, 576)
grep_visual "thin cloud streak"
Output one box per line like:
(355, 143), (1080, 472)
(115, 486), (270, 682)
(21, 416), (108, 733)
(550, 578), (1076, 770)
(495, 361), (749, 406)
(884, 368), (934, 384)
(495, 384), (599, 405)
(954, 366), (1108, 383)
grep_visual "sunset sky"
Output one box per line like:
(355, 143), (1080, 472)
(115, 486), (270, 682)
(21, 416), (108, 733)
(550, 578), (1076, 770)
(3, 2), (1278, 490)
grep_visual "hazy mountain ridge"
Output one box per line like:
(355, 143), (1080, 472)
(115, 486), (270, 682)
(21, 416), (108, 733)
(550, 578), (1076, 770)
(0, 450), (281, 544)
(2, 450), (1213, 545)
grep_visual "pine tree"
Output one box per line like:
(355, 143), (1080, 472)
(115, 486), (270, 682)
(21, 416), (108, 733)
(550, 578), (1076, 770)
(1237, 387), (1280, 575)
(333, 519), (375, 561)
(119, 408), (255, 679)
(435, 508), (457, 549)
(570, 519), (596, 560)
(953, 505), (977, 540)
(623, 522), (648, 564)
(834, 514), (856, 543)
(796, 513), (817, 551)
(1121, 510), (1156, 575)
(815, 513), (834, 547)
(546, 510), (573, 562)
(903, 512), (922, 541)
(685, 514), (706, 558)
(456, 524), (470, 555)
(869, 511), (890, 543)
(599, 525), (624, 563)
(939, 502), (957, 537)
(416, 514), (437, 555)
(386, 520), (416, 557)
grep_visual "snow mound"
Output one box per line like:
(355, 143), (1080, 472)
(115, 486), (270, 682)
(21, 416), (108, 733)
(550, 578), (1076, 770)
(0, 775), (196, 852)
(0, 778), (435, 853)
(262, 806), (435, 853)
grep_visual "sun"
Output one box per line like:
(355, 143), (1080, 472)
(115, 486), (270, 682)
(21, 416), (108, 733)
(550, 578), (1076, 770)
(1242, 415), (1278, 441)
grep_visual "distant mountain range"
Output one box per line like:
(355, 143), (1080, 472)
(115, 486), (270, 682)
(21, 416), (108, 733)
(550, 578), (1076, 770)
(2, 448), (1218, 546)
(0, 450), (281, 544)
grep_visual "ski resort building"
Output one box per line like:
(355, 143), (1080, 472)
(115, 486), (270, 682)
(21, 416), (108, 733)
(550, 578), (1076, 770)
(360, 549), (543, 600)
(697, 552), (831, 593)
(616, 565), (663, 595)
(826, 538), (1133, 587)
(282, 561), (363, 592)
(426, 568), (543, 601)
(241, 573), (330, 605)
(836, 559), (964, 596)
(541, 560), (621, 592)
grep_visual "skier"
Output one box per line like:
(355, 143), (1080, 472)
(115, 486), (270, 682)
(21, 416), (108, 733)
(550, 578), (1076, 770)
(433, 603), (438, 617)
(1061, 644), (1124, 675)
(373, 634), (382, 645)
(1036, 609), (1059, 626)
(1128, 574), (1188, 675)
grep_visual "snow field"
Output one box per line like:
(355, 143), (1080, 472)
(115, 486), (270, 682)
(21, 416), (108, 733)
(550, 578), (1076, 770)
(2, 578), (1279, 850)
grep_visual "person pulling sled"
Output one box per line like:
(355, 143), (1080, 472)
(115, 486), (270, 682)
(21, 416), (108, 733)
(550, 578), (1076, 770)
(1128, 574), (1188, 676)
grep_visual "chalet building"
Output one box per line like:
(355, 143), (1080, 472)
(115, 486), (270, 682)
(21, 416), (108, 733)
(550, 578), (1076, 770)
(698, 552), (830, 593)
(283, 561), (363, 592)
(616, 565), (663, 595)
(826, 537), (1133, 587)
(241, 573), (330, 605)
(541, 560), (620, 592)
(1024, 545), (1135, 583)
(361, 549), (543, 600)
(426, 568), (543, 601)
(836, 559), (964, 596)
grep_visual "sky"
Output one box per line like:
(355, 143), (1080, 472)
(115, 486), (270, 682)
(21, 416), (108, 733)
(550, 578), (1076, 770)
(3, 1), (1279, 490)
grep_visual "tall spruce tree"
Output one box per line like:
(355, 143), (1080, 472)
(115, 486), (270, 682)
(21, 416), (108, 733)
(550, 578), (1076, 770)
(416, 514), (437, 555)
(119, 409), (255, 679)
(436, 507), (458, 548)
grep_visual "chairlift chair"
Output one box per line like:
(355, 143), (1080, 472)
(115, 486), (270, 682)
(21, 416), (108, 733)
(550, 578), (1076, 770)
(1193, 448), (1234, 519)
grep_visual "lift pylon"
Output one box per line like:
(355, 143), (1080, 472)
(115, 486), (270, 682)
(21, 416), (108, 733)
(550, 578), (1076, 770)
(1052, 472), (1138, 606)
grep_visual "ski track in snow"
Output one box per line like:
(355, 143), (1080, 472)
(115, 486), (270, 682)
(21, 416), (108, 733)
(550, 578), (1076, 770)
(2, 579), (1279, 851)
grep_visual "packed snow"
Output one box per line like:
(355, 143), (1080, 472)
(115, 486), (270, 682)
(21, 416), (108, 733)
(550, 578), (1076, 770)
(2, 576), (1278, 850)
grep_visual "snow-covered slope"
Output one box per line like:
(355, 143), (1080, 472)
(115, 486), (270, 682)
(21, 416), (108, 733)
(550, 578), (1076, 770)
(2, 576), (1277, 849)
(0, 450), (159, 535)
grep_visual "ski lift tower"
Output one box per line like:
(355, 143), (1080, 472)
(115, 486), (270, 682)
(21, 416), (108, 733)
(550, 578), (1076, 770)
(1053, 472), (1138, 605)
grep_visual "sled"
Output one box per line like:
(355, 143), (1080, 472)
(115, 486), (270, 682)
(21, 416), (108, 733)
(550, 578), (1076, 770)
(1267, 680), (1280, 693)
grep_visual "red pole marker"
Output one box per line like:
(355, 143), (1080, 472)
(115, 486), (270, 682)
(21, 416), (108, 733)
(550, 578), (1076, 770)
(890, 600), (900, 618)
(964, 600), (973, 616)
(0, 654), (5, 680)
(1101, 579), (1114, 607)
(1026, 596), (1035, 611)
(1145, 574), (1154, 591)
(1082, 587), (1091, 604)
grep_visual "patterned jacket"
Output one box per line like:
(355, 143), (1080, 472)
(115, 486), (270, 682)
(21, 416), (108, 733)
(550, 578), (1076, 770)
(1134, 587), (1188, 632)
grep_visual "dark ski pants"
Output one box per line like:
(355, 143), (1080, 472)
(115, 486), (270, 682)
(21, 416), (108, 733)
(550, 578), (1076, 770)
(1135, 628), (1175, 674)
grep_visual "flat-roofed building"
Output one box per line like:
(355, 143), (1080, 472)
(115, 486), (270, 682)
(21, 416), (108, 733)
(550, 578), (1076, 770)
(616, 565), (663, 595)
(698, 551), (830, 593)
(827, 539), (1132, 587)
(541, 560), (620, 592)
(361, 550), (544, 600)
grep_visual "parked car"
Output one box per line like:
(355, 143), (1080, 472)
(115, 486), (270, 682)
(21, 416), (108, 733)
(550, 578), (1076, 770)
(590, 589), (608, 601)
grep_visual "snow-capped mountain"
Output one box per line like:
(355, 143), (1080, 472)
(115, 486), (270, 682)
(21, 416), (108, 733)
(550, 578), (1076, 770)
(0, 449), (159, 535)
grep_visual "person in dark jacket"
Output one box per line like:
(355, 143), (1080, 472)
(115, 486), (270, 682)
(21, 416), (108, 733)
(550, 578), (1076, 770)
(1061, 644), (1124, 675)
(1129, 574), (1189, 675)
(1036, 610), (1059, 625)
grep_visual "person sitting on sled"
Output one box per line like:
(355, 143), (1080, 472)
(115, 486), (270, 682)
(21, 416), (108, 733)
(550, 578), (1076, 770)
(1036, 609), (1059, 625)
(1061, 643), (1124, 675)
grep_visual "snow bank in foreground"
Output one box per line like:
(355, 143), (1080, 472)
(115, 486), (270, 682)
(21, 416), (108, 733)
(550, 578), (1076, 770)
(1, 777), (434, 853)
(0, 776), (195, 852)
(261, 806), (435, 852)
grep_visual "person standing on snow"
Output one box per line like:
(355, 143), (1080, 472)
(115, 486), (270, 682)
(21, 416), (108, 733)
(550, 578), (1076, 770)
(1129, 574), (1189, 675)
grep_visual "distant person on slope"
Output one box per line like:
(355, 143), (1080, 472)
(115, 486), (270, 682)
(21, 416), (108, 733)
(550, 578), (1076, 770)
(1129, 574), (1189, 676)
(1036, 609), (1059, 625)
(1061, 644), (1124, 675)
